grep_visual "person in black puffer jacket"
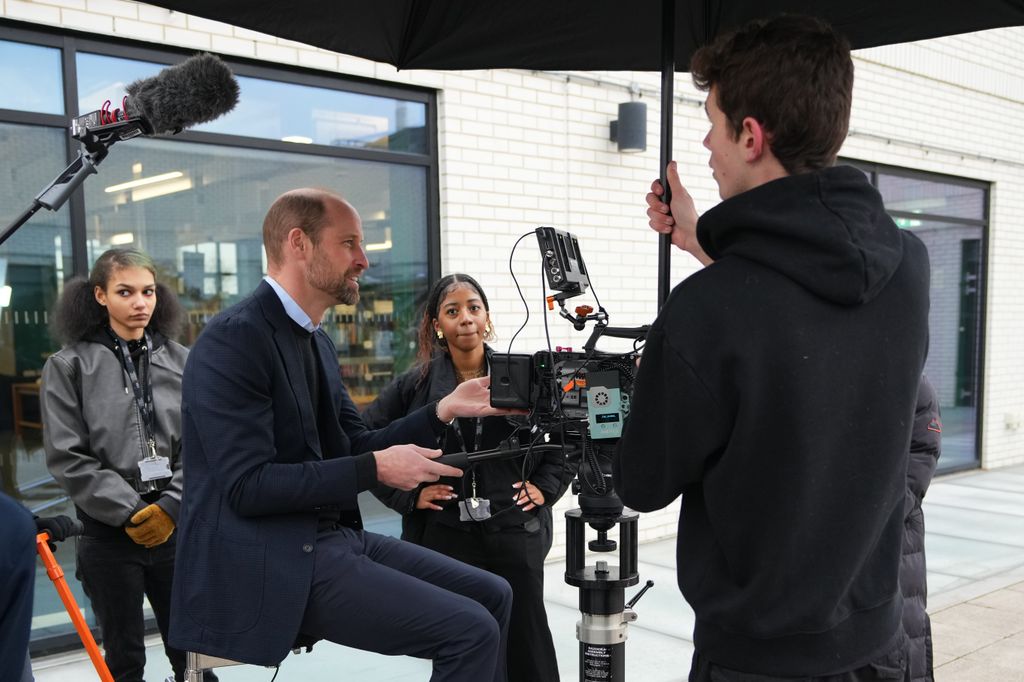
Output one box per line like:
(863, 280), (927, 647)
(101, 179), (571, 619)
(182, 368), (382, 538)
(903, 376), (942, 682)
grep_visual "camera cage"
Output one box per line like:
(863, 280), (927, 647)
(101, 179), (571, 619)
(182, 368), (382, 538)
(487, 227), (649, 516)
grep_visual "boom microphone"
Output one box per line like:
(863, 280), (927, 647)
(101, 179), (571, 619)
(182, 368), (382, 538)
(71, 52), (239, 143)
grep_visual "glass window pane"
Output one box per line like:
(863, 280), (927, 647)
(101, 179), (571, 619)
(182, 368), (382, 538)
(0, 122), (82, 643)
(207, 76), (428, 153)
(910, 219), (982, 471)
(0, 40), (64, 115)
(878, 173), (985, 221)
(81, 138), (429, 404)
(77, 53), (428, 153)
(77, 52), (162, 115)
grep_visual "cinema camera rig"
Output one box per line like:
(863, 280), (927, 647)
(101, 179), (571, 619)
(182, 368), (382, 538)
(438, 227), (654, 682)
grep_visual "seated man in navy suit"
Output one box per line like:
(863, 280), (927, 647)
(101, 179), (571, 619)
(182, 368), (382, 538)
(169, 188), (513, 682)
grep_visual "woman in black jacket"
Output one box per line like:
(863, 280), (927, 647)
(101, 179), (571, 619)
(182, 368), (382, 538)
(364, 273), (565, 682)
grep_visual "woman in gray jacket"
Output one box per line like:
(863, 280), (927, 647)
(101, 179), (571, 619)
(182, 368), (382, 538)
(41, 248), (211, 682)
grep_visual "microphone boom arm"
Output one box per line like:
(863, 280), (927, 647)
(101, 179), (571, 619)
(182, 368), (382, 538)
(0, 122), (131, 246)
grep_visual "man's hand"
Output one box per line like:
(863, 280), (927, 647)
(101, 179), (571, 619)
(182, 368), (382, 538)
(436, 376), (523, 423)
(416, 484), (457, 511)
(647, 161), (712, 266)
(512, 481), (545, 512)
(124, 504), (175, 548)
(374, 444), (463, 491)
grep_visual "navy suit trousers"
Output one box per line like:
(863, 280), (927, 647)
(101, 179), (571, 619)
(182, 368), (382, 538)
(299, 527), (512, 682)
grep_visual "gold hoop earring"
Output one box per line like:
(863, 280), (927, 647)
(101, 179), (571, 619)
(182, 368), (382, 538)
(485, 324), (492, 335)
(436, 329), (444, 340)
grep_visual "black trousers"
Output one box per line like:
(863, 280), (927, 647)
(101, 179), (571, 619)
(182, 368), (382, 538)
(688, 629), (911, 682)
(422, 517), (561, 682)
(299, 527), (513, 682)
(76, 532), (215, 682)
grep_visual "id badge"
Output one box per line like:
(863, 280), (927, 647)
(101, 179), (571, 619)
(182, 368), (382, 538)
(458, 498), (491, 521)
(139, 455), (172, 482)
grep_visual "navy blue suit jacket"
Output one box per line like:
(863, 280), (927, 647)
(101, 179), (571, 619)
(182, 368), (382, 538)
(169, 281), (442, 665)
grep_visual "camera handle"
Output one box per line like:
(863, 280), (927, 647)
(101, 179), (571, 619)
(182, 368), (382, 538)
(583, 323), (651, 353)
(434, 441), (567, 468)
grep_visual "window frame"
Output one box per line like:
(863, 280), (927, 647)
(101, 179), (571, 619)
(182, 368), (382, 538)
(845, 158), (989, 475)
(0, 20), (441, 281)
(1, 18), (441, 655)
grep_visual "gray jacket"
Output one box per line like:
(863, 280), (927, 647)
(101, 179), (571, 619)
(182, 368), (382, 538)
(41, 335), (188, 528)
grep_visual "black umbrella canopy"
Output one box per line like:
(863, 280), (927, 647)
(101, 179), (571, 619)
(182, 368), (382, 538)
(146, 0), (1024, 71)
(145, 0), (1024, 305)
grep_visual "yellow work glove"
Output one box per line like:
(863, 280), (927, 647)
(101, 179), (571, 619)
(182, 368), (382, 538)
(124, 503), (175, 548)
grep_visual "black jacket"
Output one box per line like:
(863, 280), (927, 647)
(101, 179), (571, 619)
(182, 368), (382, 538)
(169, 281), (445, 665)
(614, 166), (931, 675)
(903, 376), (941, 682)
(364, 347), (568, 540)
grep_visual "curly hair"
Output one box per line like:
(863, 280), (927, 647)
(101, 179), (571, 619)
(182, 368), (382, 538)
(415, 274), (493, 380)
(690, 14), (853, 175)
(51, 248), (184, 345)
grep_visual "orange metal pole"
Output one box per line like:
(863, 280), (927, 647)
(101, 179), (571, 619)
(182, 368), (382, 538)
(35, 532), (114, 682)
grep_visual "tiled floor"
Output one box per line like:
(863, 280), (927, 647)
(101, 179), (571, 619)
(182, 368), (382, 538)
(30, 465), (1024, 681)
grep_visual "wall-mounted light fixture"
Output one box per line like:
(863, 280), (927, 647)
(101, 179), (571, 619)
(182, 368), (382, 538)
(609, 101), (647, 153)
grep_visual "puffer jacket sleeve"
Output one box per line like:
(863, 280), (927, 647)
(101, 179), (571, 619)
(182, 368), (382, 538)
(907, 375), (941, 503)
(41, 354), (142, 526)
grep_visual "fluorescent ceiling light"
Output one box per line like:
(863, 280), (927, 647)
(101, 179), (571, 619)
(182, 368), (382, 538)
(131, 177), (194, 202)
(110, 233), (135, 245)
(282, 135), (314, 144)
(0, 286), (11, 308)
(105, 171), (184, 193)
(366, 227), (392, 252)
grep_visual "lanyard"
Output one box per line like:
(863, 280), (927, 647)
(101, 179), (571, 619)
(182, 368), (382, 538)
(111, 329), (157, 458)
(452, 416), (485, 498)
(451, 416), (484, 454)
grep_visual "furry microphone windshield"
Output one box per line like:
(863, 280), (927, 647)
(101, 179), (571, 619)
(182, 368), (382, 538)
(124, 52), (240, 135)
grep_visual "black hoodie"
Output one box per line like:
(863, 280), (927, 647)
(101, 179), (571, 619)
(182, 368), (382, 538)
(614, 165), (930, 675)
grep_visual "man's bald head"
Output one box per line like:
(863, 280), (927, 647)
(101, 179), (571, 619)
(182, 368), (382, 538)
(262, 188), (356, 267)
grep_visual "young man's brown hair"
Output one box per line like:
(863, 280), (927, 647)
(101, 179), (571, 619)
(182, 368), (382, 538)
(690, 14), (853, 175)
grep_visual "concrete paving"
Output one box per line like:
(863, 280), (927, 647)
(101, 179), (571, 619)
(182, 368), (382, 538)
(29, 464), (1024, 681)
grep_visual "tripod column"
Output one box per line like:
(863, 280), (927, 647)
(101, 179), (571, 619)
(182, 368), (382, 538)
(565, 509), (640, 682)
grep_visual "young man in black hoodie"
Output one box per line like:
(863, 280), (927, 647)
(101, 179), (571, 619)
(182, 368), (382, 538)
(613, 14), (930, 681)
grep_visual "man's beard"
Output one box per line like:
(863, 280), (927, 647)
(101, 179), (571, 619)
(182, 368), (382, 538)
(306, 253), (359, 305)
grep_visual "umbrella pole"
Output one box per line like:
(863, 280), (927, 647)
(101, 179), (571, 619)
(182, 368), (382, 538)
(658, 0), (675, 311)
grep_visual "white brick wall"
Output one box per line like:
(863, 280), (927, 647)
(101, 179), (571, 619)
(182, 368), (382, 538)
(3, 2), (1022, 543)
